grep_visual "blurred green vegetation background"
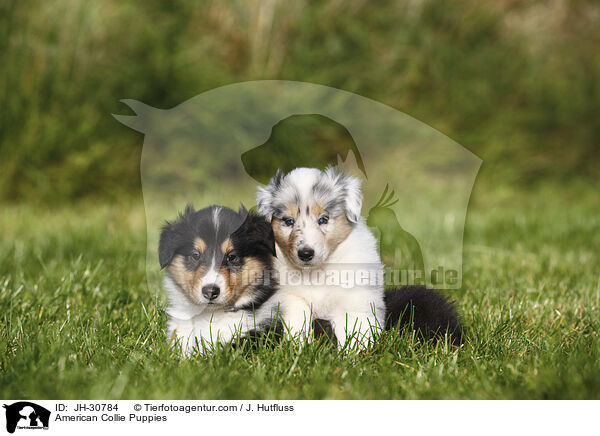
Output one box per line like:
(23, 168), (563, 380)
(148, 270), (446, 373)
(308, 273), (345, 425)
(1, 0), (599, 203)
(2, 0), (599, 400)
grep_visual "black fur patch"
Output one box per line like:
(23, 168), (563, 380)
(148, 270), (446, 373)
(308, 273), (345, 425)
(384, 286), (464, 345)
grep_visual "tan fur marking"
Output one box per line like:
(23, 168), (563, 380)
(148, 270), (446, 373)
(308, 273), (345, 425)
(194, 237), (206, 253)
(284, 204), (299, 218)
(167, 255), (206, 301)
(221, 238), (233, 254)
(325, 216), (353, 252)
(272, 219), (298, 263)
(311, 203), (325, 218)
(222, 258), (265, 306)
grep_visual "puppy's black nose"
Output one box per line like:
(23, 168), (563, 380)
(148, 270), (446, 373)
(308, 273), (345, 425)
(297, 247), (315, 262)
(202, 284), (220, 300)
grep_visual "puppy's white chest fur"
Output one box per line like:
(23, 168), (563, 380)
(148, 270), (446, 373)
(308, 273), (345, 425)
(167, 309), (252, 355)
(164, 276), (260, 355)
(272, 222), (385, 347)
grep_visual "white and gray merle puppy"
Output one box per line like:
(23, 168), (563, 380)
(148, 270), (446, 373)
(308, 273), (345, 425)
(257, 167), (385, 349)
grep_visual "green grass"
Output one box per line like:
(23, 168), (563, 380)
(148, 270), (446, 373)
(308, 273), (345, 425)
(1, 183), (599, 399)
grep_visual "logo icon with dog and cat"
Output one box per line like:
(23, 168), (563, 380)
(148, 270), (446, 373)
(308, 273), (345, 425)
(3, 402), (50, 433)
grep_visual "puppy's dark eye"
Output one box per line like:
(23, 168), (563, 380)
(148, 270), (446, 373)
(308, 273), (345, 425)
(284, 217), (295, 226)
(225, 252), (238, 263)
(318, 216), (329, 225)
(189, 250), (201, 261)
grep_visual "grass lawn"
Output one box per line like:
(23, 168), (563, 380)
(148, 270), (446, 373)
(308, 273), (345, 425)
(1, 182), (599, 399)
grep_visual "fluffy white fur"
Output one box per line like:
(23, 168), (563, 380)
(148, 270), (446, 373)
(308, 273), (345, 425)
(165, 275), (266, 355)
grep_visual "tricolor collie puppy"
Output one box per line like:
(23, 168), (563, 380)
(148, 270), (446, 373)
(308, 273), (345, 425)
(257, 167), (385, 349)
(158, 205), (277, 355)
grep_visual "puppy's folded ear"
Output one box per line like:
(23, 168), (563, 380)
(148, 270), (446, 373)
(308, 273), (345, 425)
(342, 174), (363, 223)
(158, 205), (195, 269)
(235, 214), (276, 257)
(256, 169), (284, 220)
(324, 166), (363, 223)
(158, 222), (178, 269)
